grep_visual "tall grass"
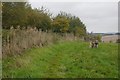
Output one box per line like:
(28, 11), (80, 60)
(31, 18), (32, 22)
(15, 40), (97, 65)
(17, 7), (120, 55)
(2, 27), (79, 57)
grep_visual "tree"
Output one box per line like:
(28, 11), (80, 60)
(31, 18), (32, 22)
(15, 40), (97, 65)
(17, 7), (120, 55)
(2, 2), (29, 29)
(2, 2), (87, 36)
(52, 16), (69, 33)
(75, 26), (86, 37)
(2, 2), (52, 31)
(27, 8), (52, 31)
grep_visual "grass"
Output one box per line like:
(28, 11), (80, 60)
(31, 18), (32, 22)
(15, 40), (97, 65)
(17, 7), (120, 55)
(2, 41), (118, 78)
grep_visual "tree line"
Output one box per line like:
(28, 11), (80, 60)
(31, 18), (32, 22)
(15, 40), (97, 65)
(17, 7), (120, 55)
(2, 2), (87, 37)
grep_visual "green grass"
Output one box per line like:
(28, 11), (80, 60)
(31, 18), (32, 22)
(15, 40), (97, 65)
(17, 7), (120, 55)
(2, 41), (118, 78)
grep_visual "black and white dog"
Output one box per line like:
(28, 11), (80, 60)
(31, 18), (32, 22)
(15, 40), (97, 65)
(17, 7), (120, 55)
(89, 40), (99, 48)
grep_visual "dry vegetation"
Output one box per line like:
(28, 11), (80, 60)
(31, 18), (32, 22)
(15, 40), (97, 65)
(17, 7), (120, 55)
(2, 27), (80, 57)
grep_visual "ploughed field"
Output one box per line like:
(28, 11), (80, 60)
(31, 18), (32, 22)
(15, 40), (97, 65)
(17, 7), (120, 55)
(2, 41), (118, 78)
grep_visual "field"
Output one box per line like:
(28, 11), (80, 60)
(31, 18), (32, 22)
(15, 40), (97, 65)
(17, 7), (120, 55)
(101, 35), (119, 43)
(2, 41), (118, 78)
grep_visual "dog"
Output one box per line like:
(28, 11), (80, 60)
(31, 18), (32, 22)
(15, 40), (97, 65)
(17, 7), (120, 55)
(89, 41), (94, 48)
(94, 40), (99, 48)
(89, 40), (99, 48)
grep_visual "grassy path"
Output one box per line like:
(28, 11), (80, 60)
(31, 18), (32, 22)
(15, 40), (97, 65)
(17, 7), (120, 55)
(3, 41), (118, 78)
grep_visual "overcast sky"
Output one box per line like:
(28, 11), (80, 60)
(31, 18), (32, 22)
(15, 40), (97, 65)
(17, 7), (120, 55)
(28, 1), (118, 33)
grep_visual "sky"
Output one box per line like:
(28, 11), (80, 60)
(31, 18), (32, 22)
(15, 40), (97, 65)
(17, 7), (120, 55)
(28, 0), (118, 33)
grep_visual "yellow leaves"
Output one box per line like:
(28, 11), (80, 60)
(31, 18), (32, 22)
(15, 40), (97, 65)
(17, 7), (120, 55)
(52, 17), (69, 33)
